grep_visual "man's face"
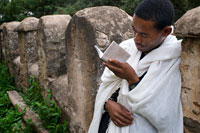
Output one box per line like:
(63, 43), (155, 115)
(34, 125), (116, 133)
(132, 15), (166, 53)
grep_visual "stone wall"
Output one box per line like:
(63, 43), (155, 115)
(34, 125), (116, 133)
(0, 23), (7, 62)
(2, 22), (20, 77)
(37, 15), (71, 96)
(0, 5), (200, 133)
(0, 27), (2, 61)
(174, 6), (200, 133)
(64, 6), (133, 132)
(15, 17), (39, 90)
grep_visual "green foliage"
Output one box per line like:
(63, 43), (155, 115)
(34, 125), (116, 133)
(0, 61), (35, 132)
(171, 0), (200, 20)
(0, 62), (69, 132)
(121, 0), (141, 15)
(1, 0), (200, 23)
(21, 76), (69, 133)
(54, 0), (95, 15)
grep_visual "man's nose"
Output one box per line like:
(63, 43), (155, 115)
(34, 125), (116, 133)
(134, 33), (142, 44)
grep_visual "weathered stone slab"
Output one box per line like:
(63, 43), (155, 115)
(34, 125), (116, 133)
(49, 74), (68, 118)
(37, 15), (71, 92)
(0, 26), (2, 61)
(0, 23), (7, 61)
(180, 39), (200, 133)
(174, 7), (200, 132)
(174, 6), (200, 37)
(7, 90), (48, 133)
(2, 21), (20, 76)
(13, 55), (32, 92)
(29, 62), (39, 78)
(15, 17), (39, 89)
(65, 6), (134, 132)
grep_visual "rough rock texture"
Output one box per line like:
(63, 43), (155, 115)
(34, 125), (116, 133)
(15, 17), (39, 32)
(174, 7), (200, 132)
(65, 6), (134, 132)
(174, 6), (200, 37)
(0, 23), (7, 61)
(29, 62), (39, 78)
(180, 39), (200, 133)
(7, 90), (48, 133)
(15, 17), (39, 89)
(13, 56), (24, 89)
(2, 22), (20, 76)
(0, 28), (2, 61)
(37, 15), (71, 94)
(49, 75), (68, 119)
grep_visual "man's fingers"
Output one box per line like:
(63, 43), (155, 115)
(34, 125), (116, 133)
(120, 111), (133, 122)
(121, 106), (133, 115)
(113, 120), (120, 127)
(117, 113), (133, 125)
(108, 59), (122, 67)
(113, 117), (130, 127)
(118, 105), (134, 122)
(104, 62), (121, 73)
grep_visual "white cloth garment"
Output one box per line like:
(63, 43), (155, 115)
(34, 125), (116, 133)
(88, 35), (183, 133)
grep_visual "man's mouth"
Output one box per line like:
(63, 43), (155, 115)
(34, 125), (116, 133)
(136, 43), (143, 48)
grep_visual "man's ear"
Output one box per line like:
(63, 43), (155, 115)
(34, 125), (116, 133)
(162, 26), (172, 37)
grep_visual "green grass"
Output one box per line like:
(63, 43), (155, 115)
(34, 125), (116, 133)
(0, 61), (69, 133)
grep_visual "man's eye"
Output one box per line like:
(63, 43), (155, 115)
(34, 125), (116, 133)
(141, 34), (148, 38)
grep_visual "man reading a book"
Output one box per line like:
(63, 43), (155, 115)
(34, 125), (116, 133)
(89, 0), (183, 132)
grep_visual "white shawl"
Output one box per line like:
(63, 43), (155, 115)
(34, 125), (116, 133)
(89, 35), (183, 133)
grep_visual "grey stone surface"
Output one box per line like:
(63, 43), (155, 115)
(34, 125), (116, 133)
(180, 38), (200, 133)
(2, 21), (20, 76)
(0, 28), (2, 61)
(49, 74), (68, 118)
(0, 23), (7, 61)
(7, 90), (48, 133)
(13, 56), (25, 89)
(174, 6), (200, 37)
(15, 17), (39, 32)
(65, 6), (134, 132)
(29, 62), (39, 78)
(37, 15), (71, 92)
(15, 17), (39, 89)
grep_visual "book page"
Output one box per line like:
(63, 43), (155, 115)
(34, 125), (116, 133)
(102, 41), (130, 63)
(95, 41), (130, 63)
(94, 45), (103, 58)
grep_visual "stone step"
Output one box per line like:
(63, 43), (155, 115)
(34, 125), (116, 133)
(7, 90), (48, 133)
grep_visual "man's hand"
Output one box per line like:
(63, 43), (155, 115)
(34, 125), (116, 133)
(106, 100), (133, 127)
(103, 59), (139, 85)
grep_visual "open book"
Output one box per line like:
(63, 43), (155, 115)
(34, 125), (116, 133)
(94, 41), (131, 63)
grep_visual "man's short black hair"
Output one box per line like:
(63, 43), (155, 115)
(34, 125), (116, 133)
(135, 0), (174, 30)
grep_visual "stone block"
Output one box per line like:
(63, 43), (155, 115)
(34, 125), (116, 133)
(174, 6), (200, 37)
(0, 23), (7, 61)
(65, 6), (134, 132)
(2, 22), (20, 76)
(37, 15), (71, 91)
(0, 28), (2, 61)
(7, 90), (48, 133)
(180, 39), (200, 133)
(174, 6), (200, 132)
(49, 74), (68, 119)
(13, 56), (25, 89)
(15, 17), (39, 89)
(29, 62), (39, 78)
